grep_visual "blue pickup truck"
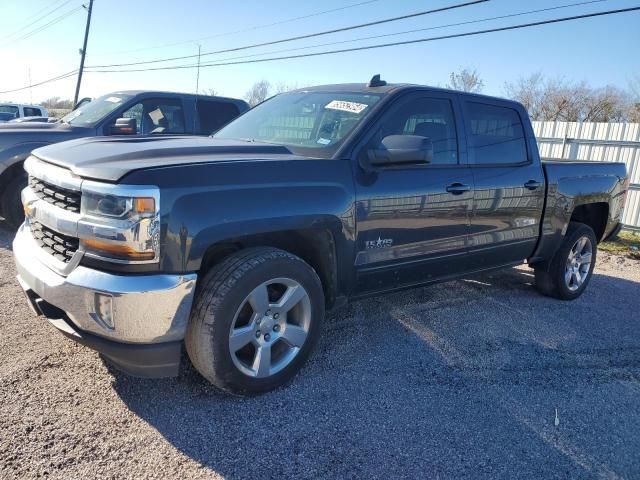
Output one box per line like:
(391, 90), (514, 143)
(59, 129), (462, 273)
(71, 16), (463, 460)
(13, 77), (628, 395)
(0, 91), (248, 227)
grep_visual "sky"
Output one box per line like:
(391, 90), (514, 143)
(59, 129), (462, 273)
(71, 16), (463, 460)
(1, 0), (639, 104)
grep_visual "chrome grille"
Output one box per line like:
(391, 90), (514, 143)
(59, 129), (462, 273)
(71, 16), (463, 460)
(30, 221), (79, 264)
(29, 176), (81, 213)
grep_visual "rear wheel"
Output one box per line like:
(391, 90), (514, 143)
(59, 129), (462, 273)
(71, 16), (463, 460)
(534, 222), (597, 300)
(1, 172), (27, 229)
(185, 247), (324, 395)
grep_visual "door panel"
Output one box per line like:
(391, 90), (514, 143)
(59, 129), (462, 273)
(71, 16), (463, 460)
(462, 100), (545, 267)
(353, 93), (473, 294)
(354, 168), (473, 292)
(469, 165), (545, 267)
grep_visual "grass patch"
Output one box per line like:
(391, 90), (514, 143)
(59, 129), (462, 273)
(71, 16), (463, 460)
(600, 231), (640, 259)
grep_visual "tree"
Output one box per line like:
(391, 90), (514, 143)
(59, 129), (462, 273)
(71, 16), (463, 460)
(244, 80), (272, 106)
(446, 68), (484, 93)
(274, 81), (299, 94)
(41, 97), (73, 109)
(504, 73), (638, 122)
(202, 88), (218, 96)
(629, 74), (640, 123)
(629, 73), (640, 98)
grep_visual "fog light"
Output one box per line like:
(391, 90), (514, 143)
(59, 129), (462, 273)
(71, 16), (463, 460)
(91, 293), (114, 330)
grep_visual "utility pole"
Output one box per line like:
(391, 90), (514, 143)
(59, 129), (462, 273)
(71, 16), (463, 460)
(195, 44), (201, 95)
(74, 0), (94, 104)
(28, 67), (32, 104)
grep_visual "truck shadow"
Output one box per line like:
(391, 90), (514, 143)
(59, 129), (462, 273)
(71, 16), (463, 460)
(0, 221), (14, 250)
(109, 267), (640, 478)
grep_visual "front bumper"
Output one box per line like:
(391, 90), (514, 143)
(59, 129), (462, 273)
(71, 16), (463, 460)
(13, 225), (197, 377)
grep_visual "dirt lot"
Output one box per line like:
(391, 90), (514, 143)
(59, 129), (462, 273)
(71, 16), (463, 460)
(1, 222), (639, 479)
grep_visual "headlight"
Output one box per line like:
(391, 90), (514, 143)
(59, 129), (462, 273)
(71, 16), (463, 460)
(83, 192), (155, 219)
(78, 184), (160, 263)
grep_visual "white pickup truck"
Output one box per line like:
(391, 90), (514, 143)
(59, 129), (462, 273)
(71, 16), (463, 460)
(0, 103), (48, 122)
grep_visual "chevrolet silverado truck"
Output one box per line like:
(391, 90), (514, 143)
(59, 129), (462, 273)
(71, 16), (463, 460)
(13, 77), (629, 395)
(0, 91), (249, 228)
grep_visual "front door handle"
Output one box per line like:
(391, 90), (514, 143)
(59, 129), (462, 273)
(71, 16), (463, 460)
(446, 183), (471, 195)
(524, 180), (542, 190)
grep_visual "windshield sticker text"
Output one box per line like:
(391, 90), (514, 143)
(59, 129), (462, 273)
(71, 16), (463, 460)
(325, 100), (368, 114)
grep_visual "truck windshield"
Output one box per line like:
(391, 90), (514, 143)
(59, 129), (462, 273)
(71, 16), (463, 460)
(0, 105), (19, 116)
(214, 92), (382, 158)
(61, 93), (134, 126)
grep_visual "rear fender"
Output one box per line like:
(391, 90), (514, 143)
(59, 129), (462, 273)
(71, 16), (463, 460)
(529, 173), (624, 266)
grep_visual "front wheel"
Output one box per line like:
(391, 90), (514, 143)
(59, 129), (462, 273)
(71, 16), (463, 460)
(185, 247), (325, 395)
(1, 172), (27, 229)
(534, 222), (597, 300)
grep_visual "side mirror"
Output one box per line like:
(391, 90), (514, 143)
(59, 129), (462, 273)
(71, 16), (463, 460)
(367, 135), (433, 166)
(110, 118), (137, 135)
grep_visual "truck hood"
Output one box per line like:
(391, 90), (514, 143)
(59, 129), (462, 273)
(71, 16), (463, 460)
(0, 121), (62, 131)
(32, 135), (303, 182)
(0, 122), (92, 154)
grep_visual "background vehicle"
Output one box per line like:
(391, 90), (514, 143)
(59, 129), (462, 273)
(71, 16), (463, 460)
(0, 112), (16, 123)
(8, 116), (50, 123)
(0, 90), (249, 228)
(13, 78), (628, 395)
(0, 103), (48, 121)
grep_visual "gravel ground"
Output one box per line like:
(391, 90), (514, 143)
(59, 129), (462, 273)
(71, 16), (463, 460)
(1, 222), (639, 479)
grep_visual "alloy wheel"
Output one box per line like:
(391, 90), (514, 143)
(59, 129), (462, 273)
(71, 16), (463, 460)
(228, 277), (311, 378)
(564, 236), (593, 291)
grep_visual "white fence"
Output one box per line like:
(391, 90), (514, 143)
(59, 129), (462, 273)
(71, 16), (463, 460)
(533, 121), (640, 231)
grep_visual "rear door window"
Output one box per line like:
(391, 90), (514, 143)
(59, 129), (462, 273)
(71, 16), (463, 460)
(197, 100), (241, 134)
(24, 107), (42, 117)
(465, 102), (528, 165)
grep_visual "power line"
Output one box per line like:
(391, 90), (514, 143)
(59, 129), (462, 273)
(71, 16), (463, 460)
(2, 5), (84, 46)
(140, 0), (608, 71)
(92, 0), (383, 57)
(0, 0), (72, 42)
(86, 0), (489, 69)
(3, 2), (633, 95)
(0, 69), (78, 94)
(85, 6), (640, 74)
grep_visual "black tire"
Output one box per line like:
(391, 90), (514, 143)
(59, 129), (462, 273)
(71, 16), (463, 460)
(185, 247), (325, 395)
(534, 222), (597, 300)
(1, 172), (27, 229)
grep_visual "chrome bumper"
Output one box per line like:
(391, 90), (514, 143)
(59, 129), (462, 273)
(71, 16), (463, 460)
(13, 225), (197, 344)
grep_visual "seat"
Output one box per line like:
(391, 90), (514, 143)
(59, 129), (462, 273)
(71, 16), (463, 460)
(413, 121), (448, 142)
(413, 122), (453, 163)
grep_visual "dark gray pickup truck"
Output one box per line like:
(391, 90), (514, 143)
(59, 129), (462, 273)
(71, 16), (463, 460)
(0, 90), (248, 227)
(13, 77), (629, 395)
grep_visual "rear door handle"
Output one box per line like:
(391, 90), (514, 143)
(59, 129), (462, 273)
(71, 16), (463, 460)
(446, 183), (471, 195)
(524, 180), (542, 190)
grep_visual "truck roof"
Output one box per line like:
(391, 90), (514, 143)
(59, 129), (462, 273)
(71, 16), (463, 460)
(109, 90), (248, 105)
(291, 82), (519, 107)
(0, 103), (46, 108)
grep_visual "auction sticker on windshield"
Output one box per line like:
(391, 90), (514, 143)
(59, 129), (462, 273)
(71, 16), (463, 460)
(325, 100), (368, 114)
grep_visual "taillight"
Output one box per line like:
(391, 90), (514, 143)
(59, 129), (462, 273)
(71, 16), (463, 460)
(622, 177), (630, 208)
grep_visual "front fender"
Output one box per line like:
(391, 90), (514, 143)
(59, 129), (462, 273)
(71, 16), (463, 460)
(168, 183), (353, 272)
(120, 159), (357, 275)
(0, 142), (50, 171)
